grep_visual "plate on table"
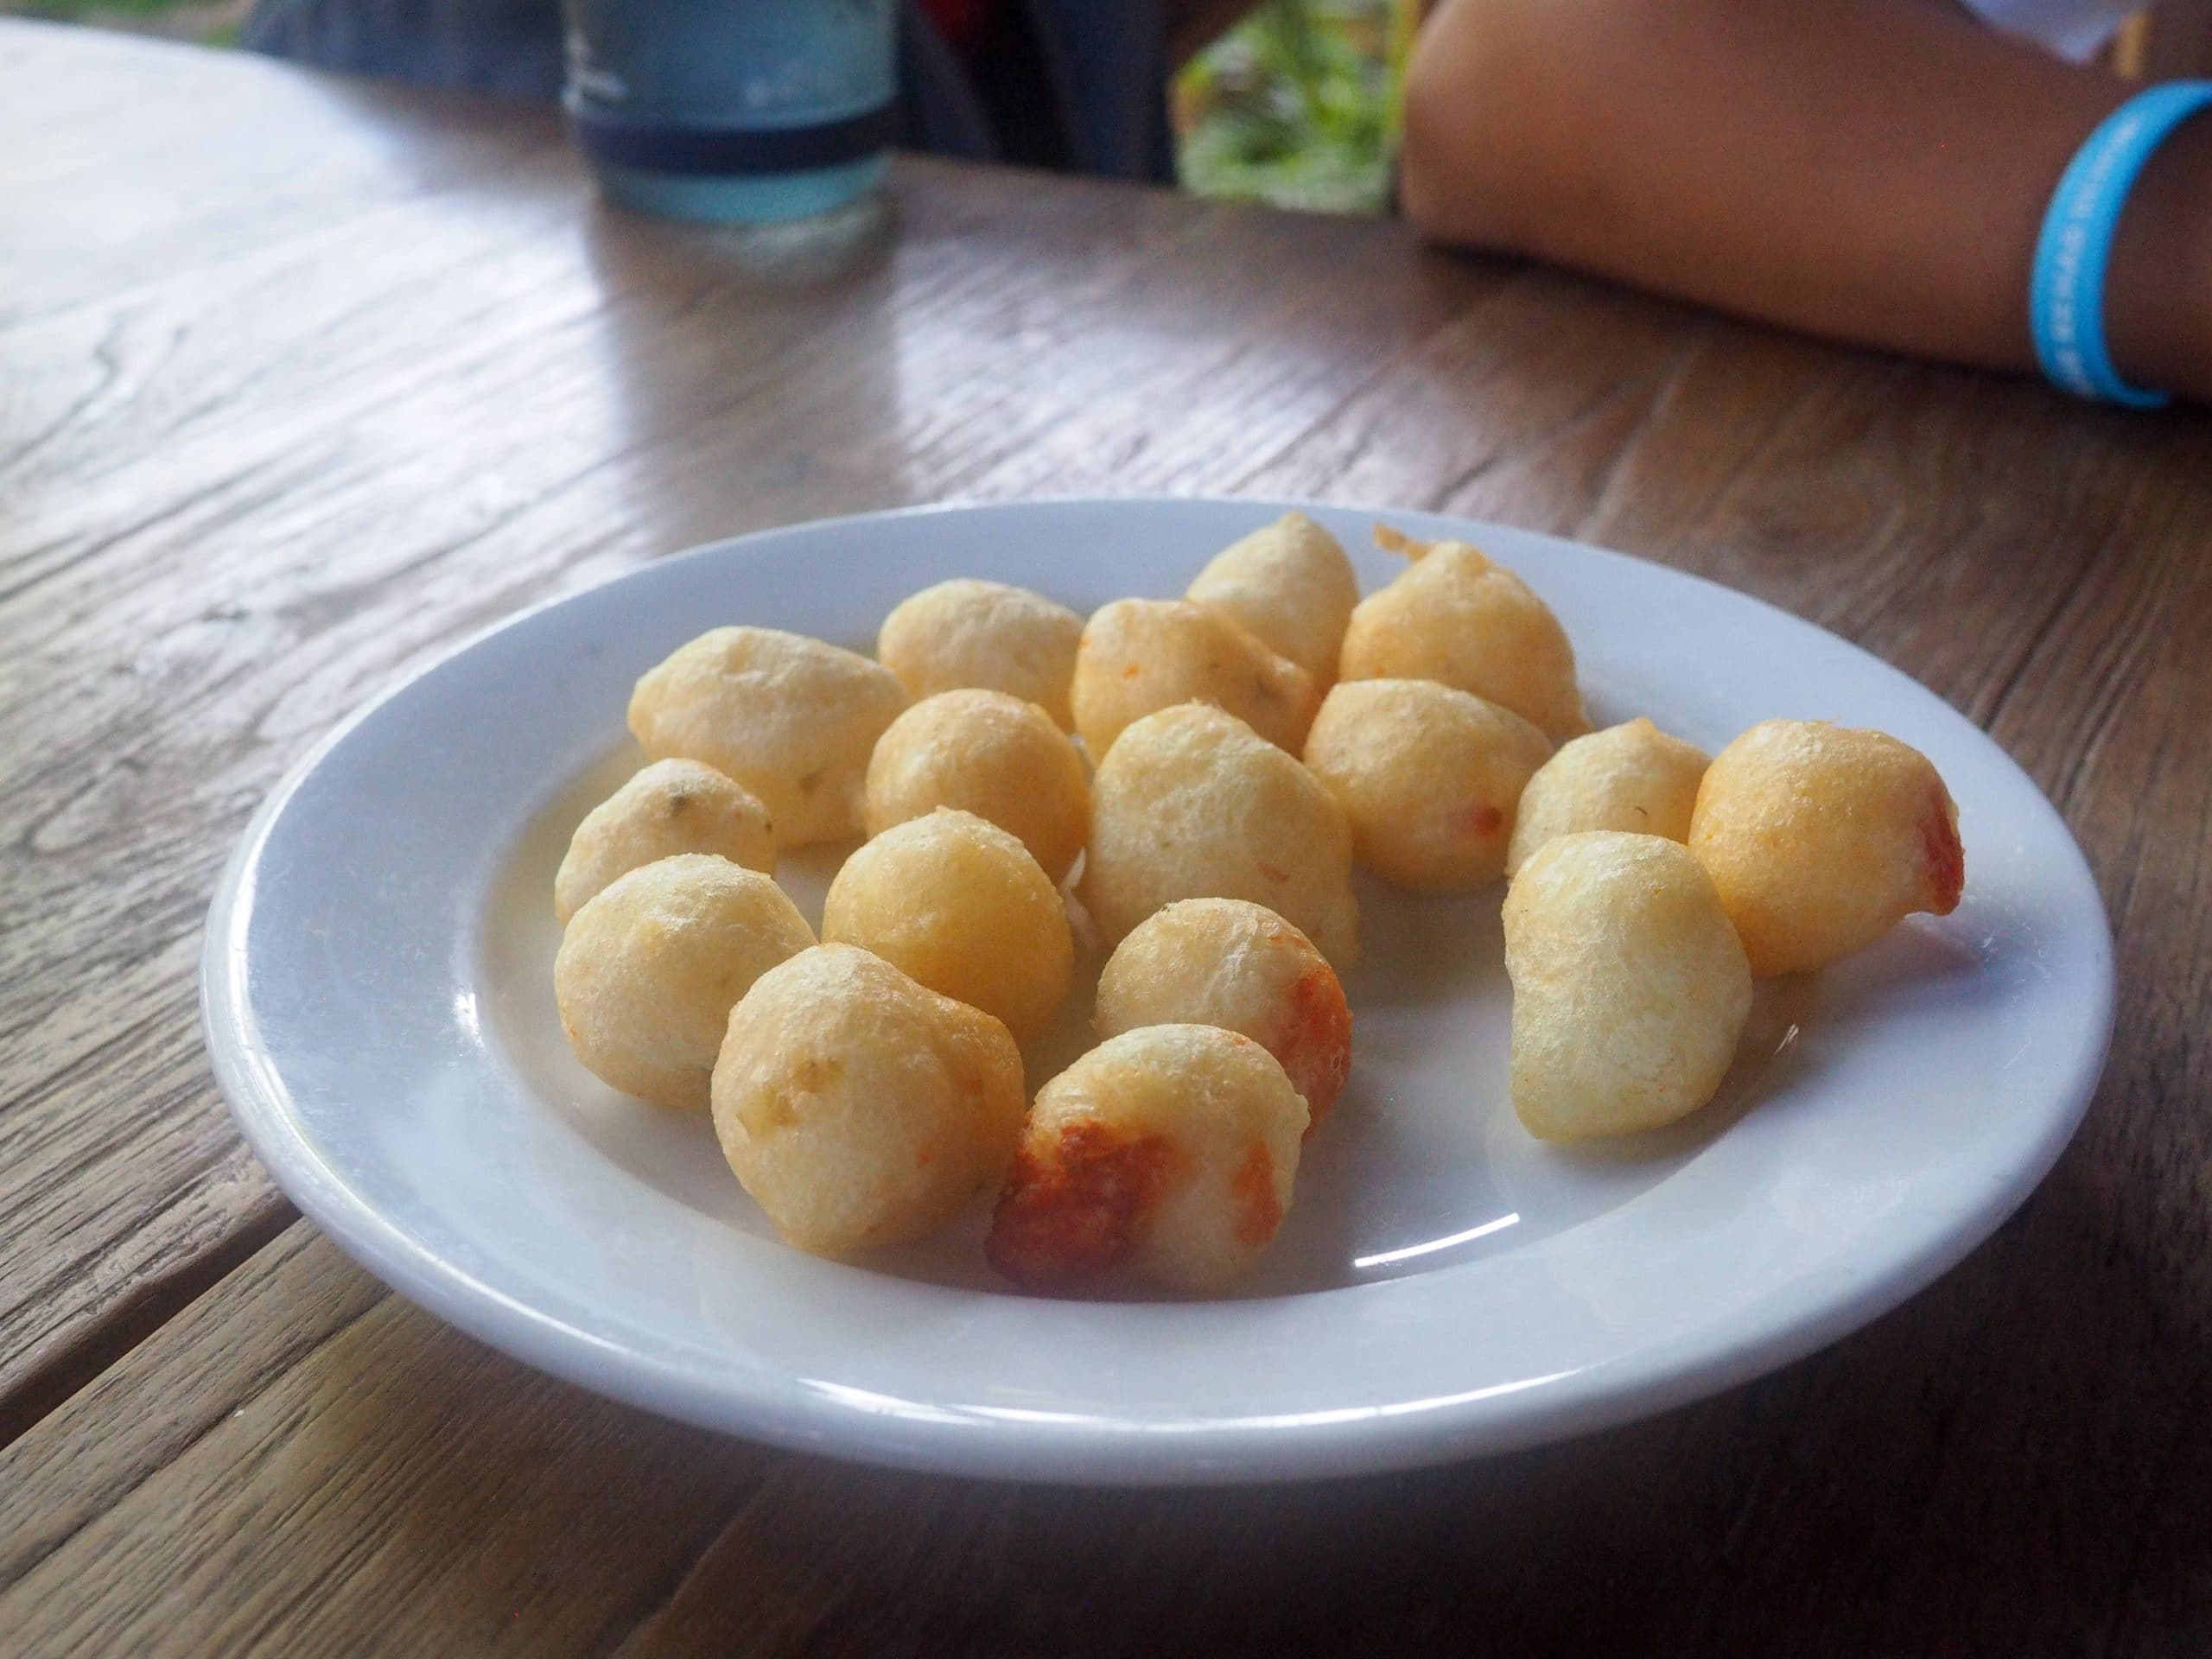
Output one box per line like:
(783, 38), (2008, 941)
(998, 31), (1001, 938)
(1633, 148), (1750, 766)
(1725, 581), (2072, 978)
(200, 498), (2113, 1484)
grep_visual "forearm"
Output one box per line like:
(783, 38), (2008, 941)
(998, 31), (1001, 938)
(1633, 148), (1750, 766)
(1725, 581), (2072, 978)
(1400, 0), (2212, 402)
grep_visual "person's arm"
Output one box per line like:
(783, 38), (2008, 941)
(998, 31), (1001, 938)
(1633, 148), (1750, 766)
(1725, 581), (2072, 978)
(1399, 0), (2212, 403)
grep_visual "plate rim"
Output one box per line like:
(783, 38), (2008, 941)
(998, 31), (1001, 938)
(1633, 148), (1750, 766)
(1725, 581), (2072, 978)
(200, 494), (2118, 1484)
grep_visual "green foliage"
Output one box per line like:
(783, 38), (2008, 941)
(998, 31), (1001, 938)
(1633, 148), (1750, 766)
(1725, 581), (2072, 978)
(5, 0), (241, 35)
(1175, 0), (1413, 216)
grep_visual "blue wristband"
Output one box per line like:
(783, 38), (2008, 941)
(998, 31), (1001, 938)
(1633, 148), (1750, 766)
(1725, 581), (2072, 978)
(2030, 80), (2212, 407)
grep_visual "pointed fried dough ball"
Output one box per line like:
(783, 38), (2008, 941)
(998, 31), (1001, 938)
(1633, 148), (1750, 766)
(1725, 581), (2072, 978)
(1504, 832), (1752, 1140)
(1688, 720), (1964, 976)
(554, 759), (775, 924)
(1186, 512), (1359, 683)
(1506, 717), (1708, 877)
(1081, 702), (1358, 967)
(1071, 598), (1319, 760)
(629, 626), (906, 848)
(1303, 678), (1553, 891)
(1338, 530), (1587, 741)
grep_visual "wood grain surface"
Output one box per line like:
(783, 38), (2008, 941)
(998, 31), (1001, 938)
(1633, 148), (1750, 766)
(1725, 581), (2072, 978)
(3, 18), (2210, 1656)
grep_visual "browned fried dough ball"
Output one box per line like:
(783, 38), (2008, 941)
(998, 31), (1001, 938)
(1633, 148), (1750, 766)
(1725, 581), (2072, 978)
(986, 1024), (1307, 1293)
(1095, 898), (1352, 1128)
(1688, 720), (1964, 976)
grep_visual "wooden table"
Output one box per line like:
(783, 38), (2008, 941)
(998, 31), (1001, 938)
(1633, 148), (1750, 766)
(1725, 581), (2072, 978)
(4, 18), (2209, 1655)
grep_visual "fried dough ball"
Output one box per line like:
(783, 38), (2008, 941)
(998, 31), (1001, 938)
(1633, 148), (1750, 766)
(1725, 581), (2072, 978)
(1081, 702), (1359, 966)
(986, 1024), (1307, 1293)
(1302, 678), (1553, 892)
(1688, 719), (1965, 976)
(1071, 598), (1319, 760)
(1095, 899), (1351, 1128)
(555, 855), (816, 1109)
(1185, 512), (1360, 683)
(713, 944), (1026, 1256)
(877, 578), (1084, 730)
(553, 760), (776, 924)
(628, 626), (907, 849)
(863, 690), (1090, 882)
(1506, 718), (1709, 878)
(1503, 832), (1753, 1141)
(823, 808), (1074, 1038)
(1338, 531), (1588, 741)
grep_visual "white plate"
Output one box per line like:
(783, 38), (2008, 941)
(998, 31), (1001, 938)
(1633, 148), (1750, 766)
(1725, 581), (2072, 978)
(202, 499), (2113, 1484)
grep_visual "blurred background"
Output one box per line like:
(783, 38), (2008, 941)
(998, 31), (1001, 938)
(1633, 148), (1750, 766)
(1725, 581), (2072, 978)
(2, 0), (1420, 215)
(1173, 0), (1416, 214)
(4, 0), (248, 45)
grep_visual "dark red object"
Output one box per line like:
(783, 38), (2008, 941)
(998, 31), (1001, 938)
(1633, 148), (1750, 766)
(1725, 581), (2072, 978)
(919, 0), (996, 52)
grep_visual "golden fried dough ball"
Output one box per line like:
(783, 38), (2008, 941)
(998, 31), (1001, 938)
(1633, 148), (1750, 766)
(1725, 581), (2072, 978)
(1506, 717), (1709, 878)
(555, 855), (816, 1109)
(1503, 832), (1752, 1141)
(823, 809), (1074, 1038)
(1095, 899), (1351, 1128)
(1081, 702), (1358, 967)
(986, 1024), (1306, 1294)
(877, 578), (1084, 730)
(713, 944), (1025, 1256)
(863, 690), (1090, 882)
(1185, 512), (1360, 683)
(1302, 678), (1553, 892)
(1071, 598), (1319, 760)
(1688, 719), (1965, 976)
(553, 760), (776, 924)
(628, 626), (907, 849)
(1338, 531), (1587, 741)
